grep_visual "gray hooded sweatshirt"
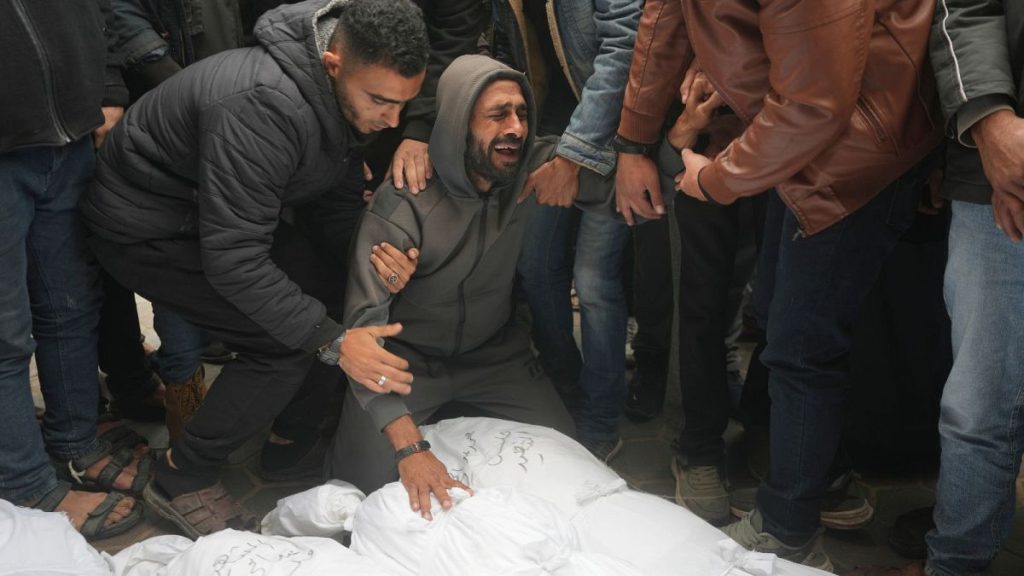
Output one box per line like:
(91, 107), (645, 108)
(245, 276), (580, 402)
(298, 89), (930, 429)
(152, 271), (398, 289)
(344, 54), (615, 430)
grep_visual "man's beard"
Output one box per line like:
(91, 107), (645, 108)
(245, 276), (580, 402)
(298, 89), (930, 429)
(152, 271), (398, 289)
(334, 76), (366, 134)
(465, 133), (523, 188)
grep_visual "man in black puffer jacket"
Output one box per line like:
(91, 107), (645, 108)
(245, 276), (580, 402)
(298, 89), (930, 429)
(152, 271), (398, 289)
(82, 0), (429, 538)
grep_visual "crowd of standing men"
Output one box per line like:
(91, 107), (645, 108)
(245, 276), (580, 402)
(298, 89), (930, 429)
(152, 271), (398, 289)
(1, 1), (1022, 575)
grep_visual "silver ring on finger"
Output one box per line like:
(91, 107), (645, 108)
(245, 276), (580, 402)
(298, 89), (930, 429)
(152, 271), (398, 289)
(387, 273), (400, 285)
(376, 374), (388, 388)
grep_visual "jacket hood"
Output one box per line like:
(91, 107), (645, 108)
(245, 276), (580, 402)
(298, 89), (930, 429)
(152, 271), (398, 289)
(254, 0), (356, 150)
(430, 55), (536, 199)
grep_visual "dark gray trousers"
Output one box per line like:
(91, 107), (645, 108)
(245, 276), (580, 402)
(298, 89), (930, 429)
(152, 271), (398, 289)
(326, 324), (575, 493)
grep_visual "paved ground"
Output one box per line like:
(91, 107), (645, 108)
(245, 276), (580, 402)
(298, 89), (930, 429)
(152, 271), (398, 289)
(29, 299), (1024, 574)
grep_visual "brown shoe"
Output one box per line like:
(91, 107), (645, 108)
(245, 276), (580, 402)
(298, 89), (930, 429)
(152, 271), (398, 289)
(164, 366), (206, 442)
(143, 480), (256, 540)
(844, 562), (926, 576)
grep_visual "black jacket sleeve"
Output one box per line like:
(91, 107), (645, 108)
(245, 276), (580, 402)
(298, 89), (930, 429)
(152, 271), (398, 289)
(929, 0), (1016, 141)
(402, 0), (488, 142)
(99, 0), (129, 107)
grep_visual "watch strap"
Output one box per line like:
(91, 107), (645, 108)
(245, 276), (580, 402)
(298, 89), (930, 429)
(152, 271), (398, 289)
(317, 331), (345, 366)
(612, 134), (654, 156)
(395, 440), (431, 462)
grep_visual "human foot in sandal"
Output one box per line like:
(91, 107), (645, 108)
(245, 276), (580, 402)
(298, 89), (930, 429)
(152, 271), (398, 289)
(54, 439), (153, 496)
(22, 481), (142, 541)
(144, 449), (257, 539)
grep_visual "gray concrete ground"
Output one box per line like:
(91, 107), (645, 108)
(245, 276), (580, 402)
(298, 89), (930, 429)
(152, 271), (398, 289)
(28, 298), (1024, 574)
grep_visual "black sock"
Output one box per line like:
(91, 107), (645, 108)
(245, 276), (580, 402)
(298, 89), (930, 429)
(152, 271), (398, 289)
(154, 453), (217, 499)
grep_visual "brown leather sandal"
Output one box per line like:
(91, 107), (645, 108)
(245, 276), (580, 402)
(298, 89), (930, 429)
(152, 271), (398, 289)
(143, 480), (257, 540)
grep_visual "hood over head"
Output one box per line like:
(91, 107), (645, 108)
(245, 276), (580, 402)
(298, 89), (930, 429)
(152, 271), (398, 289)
(430, 55), (536, 199)
(254, 0), (360, 150)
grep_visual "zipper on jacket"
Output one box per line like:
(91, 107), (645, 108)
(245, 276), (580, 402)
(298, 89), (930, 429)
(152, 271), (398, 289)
(13, 0), (72, 144)
(452, 194), (492, 356)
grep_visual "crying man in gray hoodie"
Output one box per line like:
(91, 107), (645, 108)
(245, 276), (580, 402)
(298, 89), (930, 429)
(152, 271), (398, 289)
(325, 55), (621, 516)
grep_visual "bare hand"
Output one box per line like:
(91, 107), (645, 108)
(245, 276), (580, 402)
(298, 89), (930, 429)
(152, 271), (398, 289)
(674, 148), (714, 201)
(399, 450), (472, 520)
(391, 139), (432, 195)
(370, 242), (419, 294)
(363, 162), (374, 203)
(614, 153), (664, 225)
(973, 110), (1024, 204)
(518, 155), (580, 207)
(668, 73), (723, 151)
(917, 167), (946, 215)
(679, 59), (702, 106)
(993, 188), (1024, 242)
(93, 106), (124, 149)
(338, 324), (413, 394)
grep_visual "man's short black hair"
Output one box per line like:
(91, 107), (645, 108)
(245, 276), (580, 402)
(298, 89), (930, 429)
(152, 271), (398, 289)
(330, 0), (429, 77)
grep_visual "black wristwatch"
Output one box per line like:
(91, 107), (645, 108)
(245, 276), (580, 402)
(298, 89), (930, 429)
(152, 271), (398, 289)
(317, 331), (346, 366)
(395, 440), (431, 462)
(611, 134), (654, 156)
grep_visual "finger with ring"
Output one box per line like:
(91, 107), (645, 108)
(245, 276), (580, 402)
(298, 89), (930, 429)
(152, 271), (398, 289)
(387, 273), (400, 285)
(377, 374), (389, 387)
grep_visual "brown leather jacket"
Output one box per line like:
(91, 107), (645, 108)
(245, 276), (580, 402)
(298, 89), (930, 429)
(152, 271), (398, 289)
(618, 0), (942, 234)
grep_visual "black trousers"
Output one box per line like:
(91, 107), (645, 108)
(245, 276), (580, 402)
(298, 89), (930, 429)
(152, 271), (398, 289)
(89, 223), (344, 473)
(97, 270), (158, 405)
(631, 204), (676, 367)
(672, 193), (762, 465)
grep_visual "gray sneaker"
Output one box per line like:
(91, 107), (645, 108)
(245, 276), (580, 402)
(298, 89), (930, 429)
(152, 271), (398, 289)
(729, 483), (874, 530)
(722, 510), (834, 572)
(671, 457), (730, 525)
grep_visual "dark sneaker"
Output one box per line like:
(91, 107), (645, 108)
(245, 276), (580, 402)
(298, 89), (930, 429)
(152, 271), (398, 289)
(888, 506), (933, 560)
(671, 457), (730, 525)
(729, 475), (874, 530)
(623, 354), (667, 422)
(722, 510), (834, 572)
(581, 437), (623, 463)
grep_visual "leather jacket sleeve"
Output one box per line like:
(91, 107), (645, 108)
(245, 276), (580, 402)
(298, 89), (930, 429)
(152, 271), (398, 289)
(700, 0), (872, 203)
(616, 0), (691, 145)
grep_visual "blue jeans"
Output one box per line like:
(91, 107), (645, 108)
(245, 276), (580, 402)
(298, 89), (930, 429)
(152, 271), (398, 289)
(518, 204), (629, 443)
(0, 139), (103, 503)
(753, 166), (923, 544)
(926, 201), (1024, 576)
(150, 304), (206, 383)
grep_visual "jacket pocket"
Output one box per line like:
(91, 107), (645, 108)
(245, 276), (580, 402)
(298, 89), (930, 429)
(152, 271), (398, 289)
(853, 95), (897, 156)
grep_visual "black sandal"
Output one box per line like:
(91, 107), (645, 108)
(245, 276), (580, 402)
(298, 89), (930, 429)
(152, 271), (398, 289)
(20, 480), (142, 541)
(53, 439), (152, 496)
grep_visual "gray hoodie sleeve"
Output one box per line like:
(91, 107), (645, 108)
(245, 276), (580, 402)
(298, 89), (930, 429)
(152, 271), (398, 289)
(930, 0), (1017, 144)
(343, 191), (422, 430)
